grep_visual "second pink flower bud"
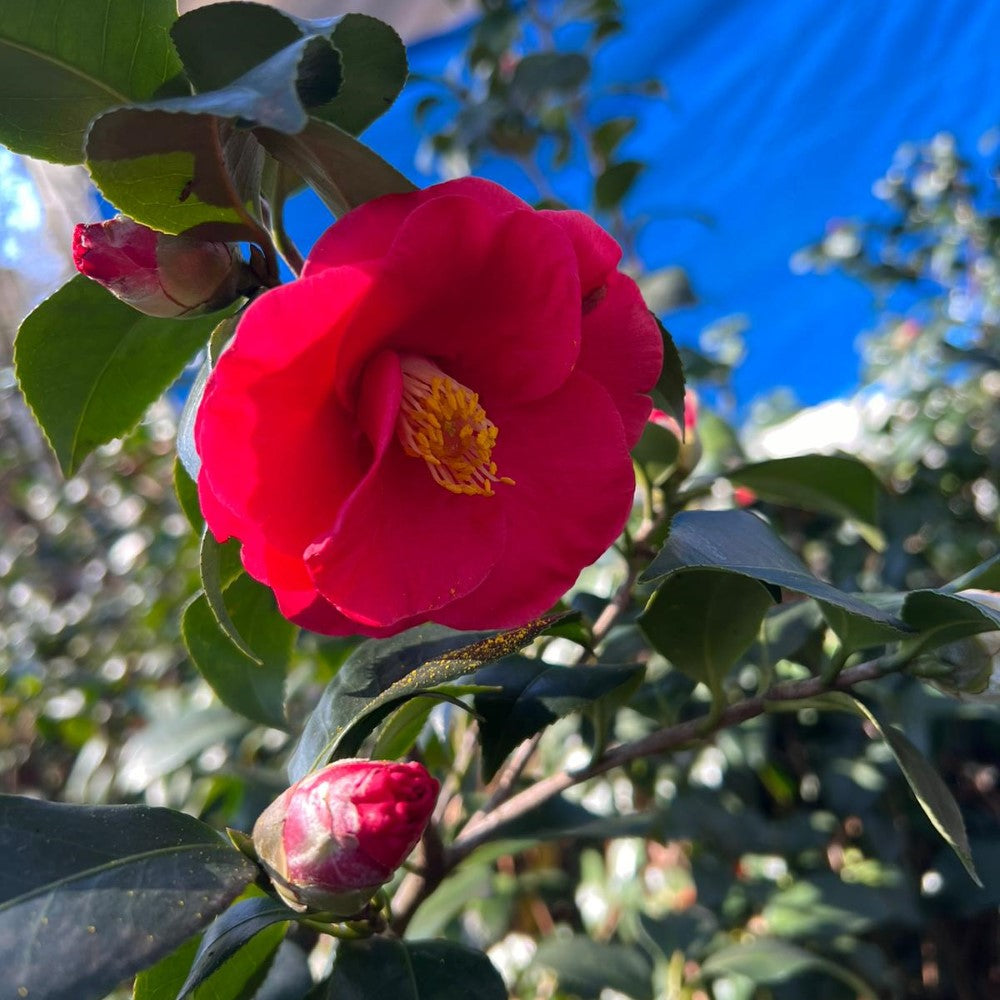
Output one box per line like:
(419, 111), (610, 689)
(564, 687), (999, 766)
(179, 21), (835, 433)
(73, 216), (248, 318)
(252, 759), (439, 915)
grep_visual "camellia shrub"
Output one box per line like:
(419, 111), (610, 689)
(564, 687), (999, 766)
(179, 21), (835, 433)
(1, 2), (998, 999)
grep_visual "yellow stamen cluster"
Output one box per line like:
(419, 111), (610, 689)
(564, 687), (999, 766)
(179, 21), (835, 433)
(396, 357), (514, 496)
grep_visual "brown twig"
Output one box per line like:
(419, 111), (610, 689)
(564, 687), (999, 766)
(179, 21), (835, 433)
(389, 655), (892, 933)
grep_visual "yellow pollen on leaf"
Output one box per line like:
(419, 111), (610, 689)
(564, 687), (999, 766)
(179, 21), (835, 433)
(396, 356), (515, 496)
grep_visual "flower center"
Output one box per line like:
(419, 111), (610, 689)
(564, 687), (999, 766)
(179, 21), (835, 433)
(396, 356), (514, 496)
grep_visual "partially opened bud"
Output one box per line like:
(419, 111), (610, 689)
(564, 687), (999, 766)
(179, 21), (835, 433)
(72, 216), (246, 318)
(649, 389), (702, 473)
(252, 759), (439, 915)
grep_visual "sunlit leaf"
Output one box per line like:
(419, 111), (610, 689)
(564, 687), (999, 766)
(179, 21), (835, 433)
(14, 276), (221, 475)
(640, 569), (775, 694)
(288, 617), (565, 781)
(0, 0), (183, 162)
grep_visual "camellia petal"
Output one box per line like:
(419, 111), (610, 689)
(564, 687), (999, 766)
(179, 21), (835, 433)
(197, 267), (372, 557)
(324, 193), (583, 410)
(431, 371), (634, 629)
(304, 177), (529, 275)
(539, 207), (623, 296)
(578, 271), (664, 447)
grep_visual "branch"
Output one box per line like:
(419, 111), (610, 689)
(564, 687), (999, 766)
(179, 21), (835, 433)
(450, 658), (889, 858)
(390, 656), (892, 933)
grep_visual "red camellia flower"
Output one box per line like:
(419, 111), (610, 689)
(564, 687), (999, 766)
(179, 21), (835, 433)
(73, 216), (245, 318)
(196, 178), (662, 636)
(252, 759), (438, 914)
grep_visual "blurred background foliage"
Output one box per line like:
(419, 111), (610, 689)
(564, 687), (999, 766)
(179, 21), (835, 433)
(1, 1), (998, 998)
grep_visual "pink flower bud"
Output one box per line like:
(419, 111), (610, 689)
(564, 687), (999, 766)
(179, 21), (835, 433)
(72, 216), (245, 318)
(252, 759), (439, 914)
(649, 389), (702, 473)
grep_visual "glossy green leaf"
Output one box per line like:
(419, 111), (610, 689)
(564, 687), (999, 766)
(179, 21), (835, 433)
(532, 937), (654, 1000)
(86, 106), (267, 239)
(703, 939), (876, 997)
(818, 597), (912, 654)
(823, 694), (981, 885)
(317, 14), (408, 134)
(651, 318), (686, 435)
(174, 458), (205, 532)
(171, 1), (304, 92)
(640, 569), (775, 693)
(473, 659), (645, 779)
(178, 357), (211, 480)
(135, 903), (285, 1000)
(728, 453), (885, 547)
(178, 896), (294, 999)
(631, 419), (680, 483)
(182, 573), (296, 730)
(14, 275), (220, 475)
(0, 0), (183, 162)
(288, 617), (564, 781)
(902, 589), (1000, 652)
(943, 552), (1000, 592)
(0, 795), (255, 1000)
(199, 531), (260, 663)
(325, 937), (506, 1000)
(371, 686), (486, 761)
(172, 6), (405, 136)
(257, 117), (415, 218)
(641, 509), (908, 633)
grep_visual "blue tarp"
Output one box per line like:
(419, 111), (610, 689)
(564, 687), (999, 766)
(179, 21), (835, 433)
(287, 0), (1000, 405)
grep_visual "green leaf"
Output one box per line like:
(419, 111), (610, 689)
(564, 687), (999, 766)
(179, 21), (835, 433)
(640, 569), (775, 694)
(288, 617), (564, 781)
(0, 0), (184, 163)
(177, 357), (211, 480)
(640, 510), (909, 634)
(702, 939), (876, 997)
(172, 6), (405, 136)
(317, 14), (408, 135)
(823, 694), (981, 885)
(727, 453), (885, 548)
(473, 659), (644, 779)
(199, 531), (261, 663)
(174, 458), (205, 532)
(326, 937), (506, 1000)
(511, 52), (590, 96)
(135, 898), (287, 1000)
(370, 686), (486, 761)
(171, 1), (304, 93)
(902, 589), (1000, 652)
(650, 318), (686, 433)
(182, 573), (296, 730)
(14, 275), (220, 475)
(631, 419), (680, 483)
(595, 160), (643, 211)
(86, 107), (267, 239)
(0, 795), (256, 1000)
(592, 116), (637, 160)
(177, 896), (294, 999)
(532, 937), (653, 1000)
(818, 597), (912, 655)
(257, 116), (415, 218)
(943, 552), (1000, 592)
